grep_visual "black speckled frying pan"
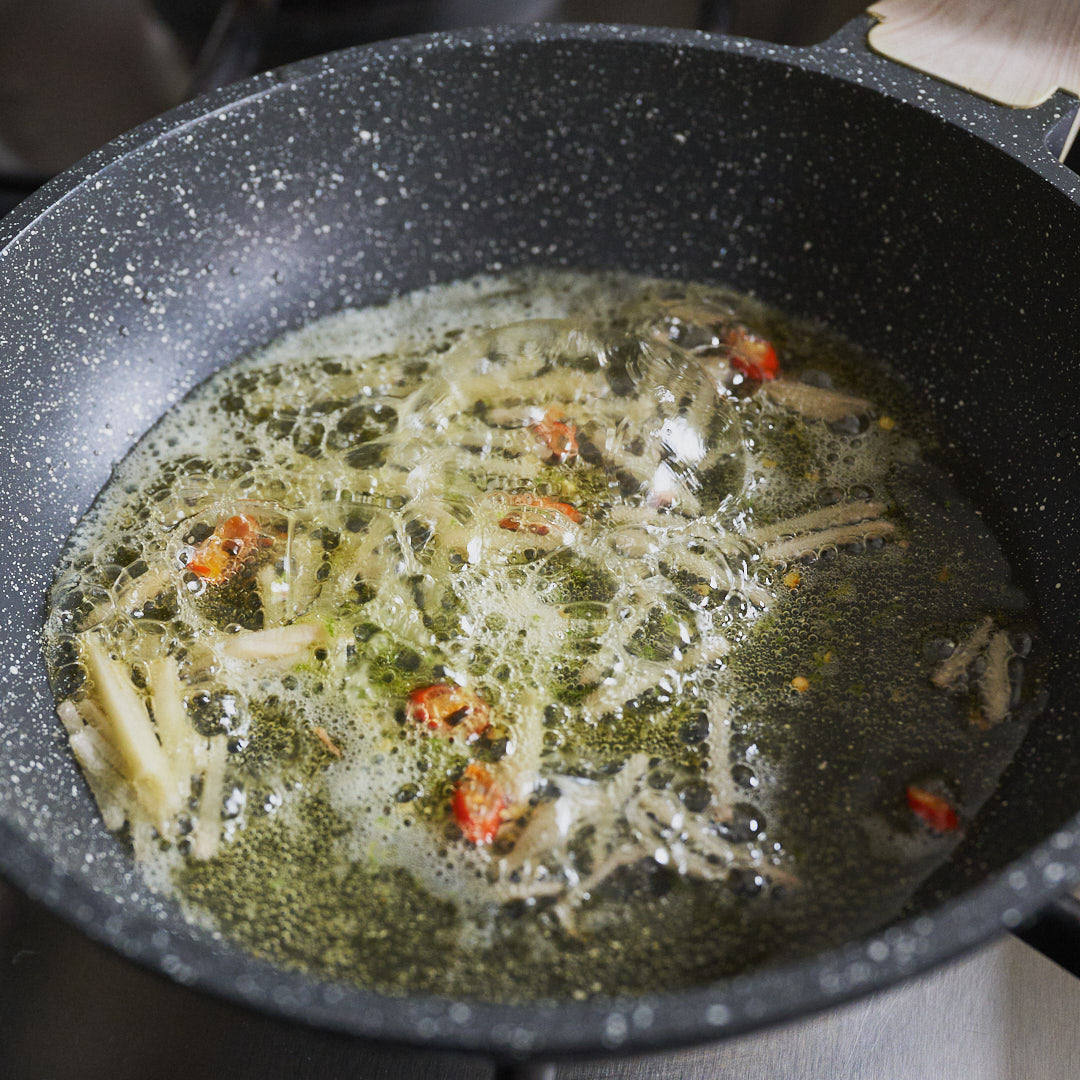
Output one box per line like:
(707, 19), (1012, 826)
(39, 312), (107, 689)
(3, 11), (1080, 1076)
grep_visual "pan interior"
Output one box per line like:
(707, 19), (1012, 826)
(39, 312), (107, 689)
(43, 262), (1042, 1000)
(2, 25), (1079, 1045)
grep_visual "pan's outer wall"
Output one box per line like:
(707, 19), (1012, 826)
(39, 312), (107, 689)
(2, 22), (1080, 1058)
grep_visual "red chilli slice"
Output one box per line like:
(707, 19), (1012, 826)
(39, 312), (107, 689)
(405, 684), (490, 741)
(728, 326), (780, 382)
(187, 513), (268, 585)
(452, 762), (506, 845)
(906, 785), (960, 832)
(530, 407), (579, 464)
(495, 493), (583, 535)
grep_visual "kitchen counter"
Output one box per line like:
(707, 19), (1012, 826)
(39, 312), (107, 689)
(2, 877), (1077, 1080)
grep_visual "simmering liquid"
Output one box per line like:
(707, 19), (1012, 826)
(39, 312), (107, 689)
(44, 271), (1040, 1000)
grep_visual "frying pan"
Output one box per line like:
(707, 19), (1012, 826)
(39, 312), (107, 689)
(4, 3), (1080, 1074)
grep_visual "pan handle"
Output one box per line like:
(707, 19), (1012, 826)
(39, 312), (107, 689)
(865, 0), (1080, 160)
(1013, 894), (1080, 979)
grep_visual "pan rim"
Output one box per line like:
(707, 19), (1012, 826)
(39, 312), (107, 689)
(2, 20), (1079, 1059)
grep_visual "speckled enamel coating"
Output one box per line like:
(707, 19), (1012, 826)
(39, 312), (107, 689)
(2, 16), (1080, 1061)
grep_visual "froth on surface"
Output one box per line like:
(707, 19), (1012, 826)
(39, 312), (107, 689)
(42, 269), (1041, 1001)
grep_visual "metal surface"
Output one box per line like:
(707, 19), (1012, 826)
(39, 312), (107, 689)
(4, 874), (1080, 1079)
(3, 16), (1080, 1063)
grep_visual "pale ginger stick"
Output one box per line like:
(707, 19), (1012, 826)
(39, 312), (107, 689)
(115, 565), (173, 615)
(79, 632), (179, 830)
(932, 616), (994, 690)
(222, 622), (328, 662)
(66, 695), (111, 734)
(978, 631), (1015, 726)
(58, 700), (133, 831)
(67, 727), (132, 832)
(191, 735), (228, 861)
(59, 699), (126, 775)
(56, 698), (83, 737)
(760, 520), (895, 563)
(313, 726), (342, 757)
(764, 380), (873, 422)
(704, 696), (736, 811)
(749, 502), (887, 545)
(147, 656), (197, 806)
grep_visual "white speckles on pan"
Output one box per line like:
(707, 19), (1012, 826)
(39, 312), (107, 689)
(1, 17), (1080, 1059)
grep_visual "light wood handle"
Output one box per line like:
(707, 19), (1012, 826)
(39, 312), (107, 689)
(867, 0), (1080, 109)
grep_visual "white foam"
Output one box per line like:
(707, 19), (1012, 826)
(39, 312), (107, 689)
(47, 268), (906, 923)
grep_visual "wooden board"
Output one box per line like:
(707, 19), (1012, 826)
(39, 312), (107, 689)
(868, 0), (1080, 109)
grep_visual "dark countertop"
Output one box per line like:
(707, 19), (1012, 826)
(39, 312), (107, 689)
(3, 875), (1079, 1080)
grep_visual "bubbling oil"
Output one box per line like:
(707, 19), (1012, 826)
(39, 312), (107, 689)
(43, 270), (1041, 1001)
